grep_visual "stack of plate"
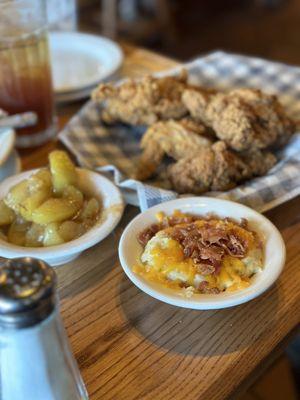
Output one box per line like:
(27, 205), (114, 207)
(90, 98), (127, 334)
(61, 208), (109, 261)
(0, 129), (21, 182)
(49, 32), (123, 103)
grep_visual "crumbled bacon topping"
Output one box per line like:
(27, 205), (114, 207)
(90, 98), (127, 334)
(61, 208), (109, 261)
(168, 221), (247, 275)
(137, 223), (161, 247)
(137, 212), (249, 276)
(137, 213), (198, 247)
(197, 281), (220, 294)
(195, 263), (216, 275)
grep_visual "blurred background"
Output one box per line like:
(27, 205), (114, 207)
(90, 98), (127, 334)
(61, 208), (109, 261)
(77, 0), (300, 64)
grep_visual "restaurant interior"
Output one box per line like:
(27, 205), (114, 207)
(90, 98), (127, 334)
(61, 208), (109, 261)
(0, 0), (299, 399)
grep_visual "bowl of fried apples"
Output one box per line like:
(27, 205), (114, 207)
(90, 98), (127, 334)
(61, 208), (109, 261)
(0, 151), (124, 266)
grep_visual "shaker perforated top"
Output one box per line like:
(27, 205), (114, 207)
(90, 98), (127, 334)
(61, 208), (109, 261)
(0, 257), (56, 328)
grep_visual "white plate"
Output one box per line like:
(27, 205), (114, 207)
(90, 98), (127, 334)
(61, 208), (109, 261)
(0, 129), (15, 167)
(49, 32), (123, 94)
(54, 85), (96, 104)
(0, 150), (21, 182)
(119, 197), (286, 310)
(0, 168), (124, 266)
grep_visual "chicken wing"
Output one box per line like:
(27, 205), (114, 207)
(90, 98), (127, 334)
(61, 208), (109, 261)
(182, 88), (294, 151)
(135, 119), (212, 181)
(168, 141), (276, 194)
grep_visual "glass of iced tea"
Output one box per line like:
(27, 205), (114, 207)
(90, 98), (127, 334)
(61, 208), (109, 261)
(0, 0), (55, 148)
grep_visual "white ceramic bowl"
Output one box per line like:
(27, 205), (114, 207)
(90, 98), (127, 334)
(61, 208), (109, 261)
(0, 168), (124, 266)
(0, 150), (21, 183)
(0, 128), (15, 167)
(119, 197), (286, 310)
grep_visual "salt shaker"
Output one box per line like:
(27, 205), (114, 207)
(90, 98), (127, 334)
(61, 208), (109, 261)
(0, 257), (88, 400)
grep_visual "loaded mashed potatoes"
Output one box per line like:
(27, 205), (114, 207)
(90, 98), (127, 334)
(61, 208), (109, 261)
(134, 211), (263, 296)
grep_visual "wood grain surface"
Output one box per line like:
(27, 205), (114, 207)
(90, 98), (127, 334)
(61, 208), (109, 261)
(19, 43), (300, 400)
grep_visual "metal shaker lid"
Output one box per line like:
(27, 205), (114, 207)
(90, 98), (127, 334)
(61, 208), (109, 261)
(0, 257), (57, 328)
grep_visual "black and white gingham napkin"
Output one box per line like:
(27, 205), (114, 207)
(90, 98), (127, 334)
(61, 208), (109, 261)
(59, 51), (300, 212)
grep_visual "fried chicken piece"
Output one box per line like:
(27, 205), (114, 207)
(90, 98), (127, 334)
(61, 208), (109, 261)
(241, 148), (277, 176)
(182, 88), (294, 151)
(135, 119), (212, 180)
(92, 70), (189, 125)
(168, 141), (276, 194)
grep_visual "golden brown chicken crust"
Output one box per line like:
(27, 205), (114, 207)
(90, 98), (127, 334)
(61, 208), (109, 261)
(241, 148), (277, 176)
(168, 141), (276, 194)
(92, 72), (291, 194)
(211, 141), (250, 190)
(92, 70), (190, 125)
(182, 88), (294, 151)
(135, 119), (212, 180)
(168, 141), (247, 193)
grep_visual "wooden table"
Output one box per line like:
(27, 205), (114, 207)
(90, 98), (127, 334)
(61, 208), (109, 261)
(20, 44), (300, 400)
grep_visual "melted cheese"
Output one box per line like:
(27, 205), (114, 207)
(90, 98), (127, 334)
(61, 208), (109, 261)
(137, 236), (196, 287)
(135, 217), (263, 295)
(216, 256), (250, 291)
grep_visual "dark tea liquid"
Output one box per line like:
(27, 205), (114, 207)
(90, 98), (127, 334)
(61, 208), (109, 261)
(0, 30), (55, 148)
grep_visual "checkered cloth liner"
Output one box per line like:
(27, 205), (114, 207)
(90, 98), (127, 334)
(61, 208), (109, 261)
(59, 51), (300, 212)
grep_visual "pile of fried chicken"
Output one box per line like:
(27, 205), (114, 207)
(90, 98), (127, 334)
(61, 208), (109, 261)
(92, 70), (295, 194)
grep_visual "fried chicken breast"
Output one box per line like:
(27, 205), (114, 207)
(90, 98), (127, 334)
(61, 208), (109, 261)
(93, 71), (290, 194)
(92, 70), (191, 125)
(182, 88), (294, 151)
(168, 141), (276, 194)
(135, 119), (212, 180)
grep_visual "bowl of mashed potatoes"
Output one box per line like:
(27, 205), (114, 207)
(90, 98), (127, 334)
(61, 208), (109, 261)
(118, 197), (285, 309)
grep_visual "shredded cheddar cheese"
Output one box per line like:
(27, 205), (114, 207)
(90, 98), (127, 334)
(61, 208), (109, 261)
(135, 212), (263, 296)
